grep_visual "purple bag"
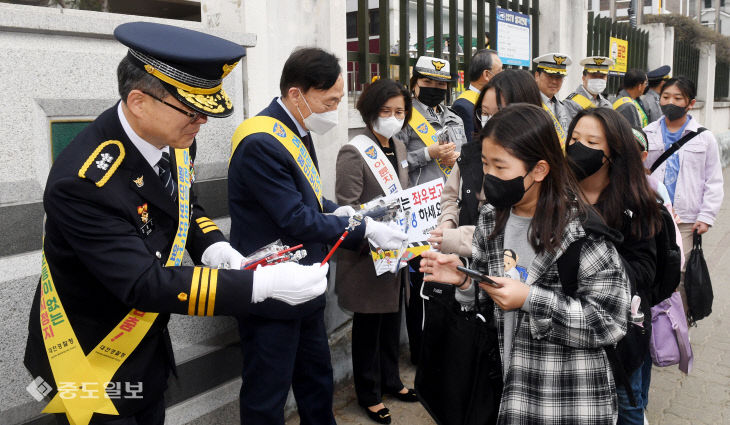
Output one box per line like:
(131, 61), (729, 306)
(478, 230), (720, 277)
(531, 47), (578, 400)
(650, 291), (693, 373)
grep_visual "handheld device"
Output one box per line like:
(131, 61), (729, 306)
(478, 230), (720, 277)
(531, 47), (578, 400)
(456, 265), (500, 287)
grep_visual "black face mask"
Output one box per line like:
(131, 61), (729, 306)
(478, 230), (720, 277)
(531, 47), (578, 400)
(566, 141), (607, 181)
(482, 172), (534, 209)
(417, 86), (447, 107)
(661, 103), (688, 121)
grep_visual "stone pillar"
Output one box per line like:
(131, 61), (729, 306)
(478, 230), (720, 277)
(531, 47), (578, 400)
(236, 0), (348, 202)
(696, 42), (716, 126)
(538, 0), (589, 100)
(641, 22), (674, 71)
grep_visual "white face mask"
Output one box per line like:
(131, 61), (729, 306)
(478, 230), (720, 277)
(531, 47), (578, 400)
(480, 114), (490, 127)
(586, 78), (607, 96)
(297, 89), (338, 134)
(372, 116), (405, 139)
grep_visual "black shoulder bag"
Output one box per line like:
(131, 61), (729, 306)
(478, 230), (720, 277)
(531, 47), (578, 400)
(649, 127), (707, 173)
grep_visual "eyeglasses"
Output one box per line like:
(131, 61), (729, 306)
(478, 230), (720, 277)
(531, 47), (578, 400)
(142, 91), (203, 124)
(378, 107), (407, 119)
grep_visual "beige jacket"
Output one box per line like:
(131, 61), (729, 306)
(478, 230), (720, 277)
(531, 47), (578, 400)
(437, 162), (485, 257)
(334, 130), (411, 314)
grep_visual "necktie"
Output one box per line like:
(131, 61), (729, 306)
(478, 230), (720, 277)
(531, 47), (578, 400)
(158, 151), (177, 202)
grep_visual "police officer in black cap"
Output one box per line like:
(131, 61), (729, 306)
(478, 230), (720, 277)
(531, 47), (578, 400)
(641, 65), (671, 123)
(24, 22), (329, 425)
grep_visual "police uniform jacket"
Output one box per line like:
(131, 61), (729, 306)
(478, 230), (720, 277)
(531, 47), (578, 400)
(334, 129), (410, 314)
(564, 84), (612, 123)
(614, 89), (643, 129)
(641, 89), (662, 124)
(228, 98), (365, 320)
(451, 88), (479, 143)
(541, 92), (571, 132)
(24, 103), (256, 416)
(399, 97), (467, 186)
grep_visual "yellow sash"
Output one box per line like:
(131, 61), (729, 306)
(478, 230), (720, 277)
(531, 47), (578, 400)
(408, 108), (453, 177)
(231, 116), (323, 209)
(613, 96), (649, 127)
(542, 102), (566, 147)
(456, 90), (479, 105)
(570, 93), (595, 110)
(41, 149), (192, 425)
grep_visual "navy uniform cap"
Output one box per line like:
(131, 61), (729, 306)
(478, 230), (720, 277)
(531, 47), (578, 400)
(647, 65), (671, 81)
(114, 22), (246, 118)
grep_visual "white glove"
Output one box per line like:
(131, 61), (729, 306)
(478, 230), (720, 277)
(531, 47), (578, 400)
(201, 241), (246, 269)
(333, 205), (357, 217)
(251, 262), (329, 305)
(364, 217), (408, 250)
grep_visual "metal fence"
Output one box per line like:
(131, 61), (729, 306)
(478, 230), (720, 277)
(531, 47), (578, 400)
(715, 61), (729, 100)
(586, 11), (648, 97)
(346, 0), (539, 100)
(672, 40), (700, 91)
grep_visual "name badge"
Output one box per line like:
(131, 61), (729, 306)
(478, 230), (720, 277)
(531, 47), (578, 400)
(140, 220), (155, 237)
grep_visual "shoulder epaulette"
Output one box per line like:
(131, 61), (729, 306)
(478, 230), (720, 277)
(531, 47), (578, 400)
(566, 93), (577, 100)
(78, 140), (125, 187)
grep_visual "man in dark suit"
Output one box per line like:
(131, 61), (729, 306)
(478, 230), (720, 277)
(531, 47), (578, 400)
(451, 49), (502, 143)
(229, 48), (408, 424)
(24, 22), (328, 425)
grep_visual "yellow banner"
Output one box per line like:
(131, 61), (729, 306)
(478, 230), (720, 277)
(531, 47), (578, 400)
(408, 108), (453, 177)
(542, 103), (566, 147)
(613, 97), (649, 128)
(609, 37), (629, 74)
(456, 89), (479, 105)
(41, 148), (192, 425)
(231, 116), (323, 209)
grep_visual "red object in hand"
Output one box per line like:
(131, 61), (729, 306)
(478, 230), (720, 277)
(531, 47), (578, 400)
(321, 231), (350, 266)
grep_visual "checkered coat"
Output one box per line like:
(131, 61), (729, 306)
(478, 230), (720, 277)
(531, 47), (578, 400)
(471, 204), (630, 424)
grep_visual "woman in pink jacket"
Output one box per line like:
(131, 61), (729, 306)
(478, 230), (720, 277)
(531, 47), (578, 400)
(643, 76), (724, 312)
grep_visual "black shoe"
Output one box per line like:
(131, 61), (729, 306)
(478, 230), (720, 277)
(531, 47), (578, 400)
(364, 406), (391, 424)
(388, 388), (419, 402)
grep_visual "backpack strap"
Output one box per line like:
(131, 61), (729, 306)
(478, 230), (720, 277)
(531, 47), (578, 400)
(556, 233), (638, 407)
(650, 127), (707, 172)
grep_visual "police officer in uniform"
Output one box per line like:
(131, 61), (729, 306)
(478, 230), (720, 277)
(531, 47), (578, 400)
(533, 52), (572, 131)
(641, 65), (671, 123)
(24, 22), (328, 425)
(451, 49), (502, 143)
(564, 56), (614, 123)
(228, 47), (408, 425)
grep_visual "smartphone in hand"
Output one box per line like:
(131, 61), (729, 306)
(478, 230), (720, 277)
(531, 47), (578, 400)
(456, 265), (500, 287)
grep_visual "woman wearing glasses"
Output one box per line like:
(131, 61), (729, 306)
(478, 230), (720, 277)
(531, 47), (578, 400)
(335, 78), (416, 424)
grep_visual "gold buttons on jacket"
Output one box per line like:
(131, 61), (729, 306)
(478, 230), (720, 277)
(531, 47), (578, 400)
(178, 292), (188, 302)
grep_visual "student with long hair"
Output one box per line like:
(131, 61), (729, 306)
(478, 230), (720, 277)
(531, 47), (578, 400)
(565, 108), (663, 424)
(643, 76), (724, 315)
(421, 103), (630, 424)
(335, 79), (416, 424)
(431, 70), (542, 257)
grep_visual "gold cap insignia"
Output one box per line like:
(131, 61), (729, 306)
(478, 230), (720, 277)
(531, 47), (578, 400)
(594, 58), (605, 66)
(432, 60), (446, 71)
(554, 55), (567, 65)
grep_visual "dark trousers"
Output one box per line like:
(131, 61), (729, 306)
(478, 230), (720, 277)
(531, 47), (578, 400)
(352, 311), (404, 407)
(237, 307), (335, 425)
(405, 261), (424, 365)
(54, 396), (165, 425)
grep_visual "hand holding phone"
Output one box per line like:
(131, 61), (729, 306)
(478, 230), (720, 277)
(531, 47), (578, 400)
(456, 265), (500, 287)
